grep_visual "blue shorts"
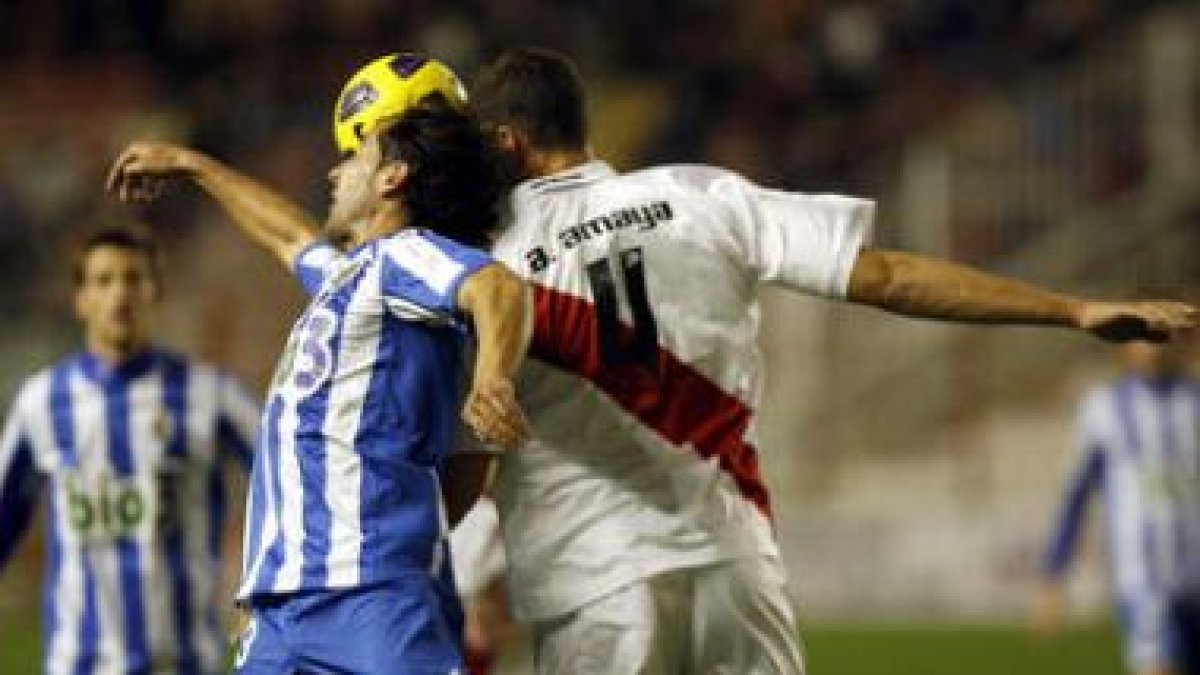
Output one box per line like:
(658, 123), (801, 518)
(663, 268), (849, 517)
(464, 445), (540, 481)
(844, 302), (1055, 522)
(235, 575), (465, 674)
(1118, 594), (1200, 674)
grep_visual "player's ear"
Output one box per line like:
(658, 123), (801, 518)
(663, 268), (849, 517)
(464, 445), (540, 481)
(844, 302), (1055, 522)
(494, 125), (522, 154)
(73, 281), (90, 322)
(375, 160), (410, 200)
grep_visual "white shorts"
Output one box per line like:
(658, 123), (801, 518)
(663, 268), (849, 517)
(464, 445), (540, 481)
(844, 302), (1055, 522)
(532, 555), (804, 675)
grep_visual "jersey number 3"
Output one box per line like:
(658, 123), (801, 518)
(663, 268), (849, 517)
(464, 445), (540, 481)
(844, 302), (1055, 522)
(586, 248), (659, 368)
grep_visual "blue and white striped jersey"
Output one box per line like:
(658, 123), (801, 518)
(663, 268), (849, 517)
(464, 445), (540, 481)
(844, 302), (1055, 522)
(0, 348), (258, 674)
(1045, 375), (1200, 598)
(237, 229), (491, 601)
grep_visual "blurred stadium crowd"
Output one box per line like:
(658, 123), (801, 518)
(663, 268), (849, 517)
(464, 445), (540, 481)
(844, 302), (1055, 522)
(0, 0), (1176, 275)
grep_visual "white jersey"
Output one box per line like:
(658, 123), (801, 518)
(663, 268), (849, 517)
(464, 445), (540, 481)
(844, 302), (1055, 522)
(1045, 376), (1200, 599)
(490, 161), (873, 620)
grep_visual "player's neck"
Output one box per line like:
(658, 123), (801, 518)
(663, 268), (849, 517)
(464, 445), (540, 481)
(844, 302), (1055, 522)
(353, 209), (406, 245)
(1129, 365), (1184, 382)
(530, 147), (593, 178)
(85, 335), (150, 368)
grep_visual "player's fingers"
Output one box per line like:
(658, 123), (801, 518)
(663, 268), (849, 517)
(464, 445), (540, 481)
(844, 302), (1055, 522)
(466, 397), (528, 449)
(105, 151), (131, 193)
(467, 397), (514, 445)
(1164, 302), (1198, 329)
(482, 413), (527, 449)
(467, 382), (517, 423)
(462, 400), (499, 444)
(126, 175), (145, 201)
(107, 148), (145, 194)
(135, 176), (164, 201)
(479, 390), (531, 444)
(1141, 304), (1193, 335)
(117, 177), (134, 203)
(124, 176), (149, 203)
(478, 389), (522, 430)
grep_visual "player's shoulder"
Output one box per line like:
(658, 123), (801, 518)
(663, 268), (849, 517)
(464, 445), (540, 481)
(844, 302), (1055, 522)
(619, 162), (749, 193)
(1077, 379), (1128, 423)
(295, 239), (342, 267)
(376, 230), (490, 292)
(7, 353), (79, 414)
(151, 346), (200, 371)
(379, 229), (483, 261)
(12, 366), (56, 409)
(151, 347), (234, 388)
(1080, 381), (1116, 406)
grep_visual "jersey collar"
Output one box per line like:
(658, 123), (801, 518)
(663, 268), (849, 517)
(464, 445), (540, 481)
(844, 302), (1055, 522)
(78, 347), (158, 385)
(1125, 372), (1187, 396)
(515, 160), (616, 198)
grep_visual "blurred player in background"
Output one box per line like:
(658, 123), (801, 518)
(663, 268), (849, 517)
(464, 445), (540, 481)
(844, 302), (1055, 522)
(108, 100), (532, 673)
(0, 226), (258, 674)
(1035, 333), (1200, 675)
(460, 47), (1197, 675)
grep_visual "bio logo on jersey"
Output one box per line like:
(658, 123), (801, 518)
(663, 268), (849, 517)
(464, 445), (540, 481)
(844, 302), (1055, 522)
(62, 470), (157, 541)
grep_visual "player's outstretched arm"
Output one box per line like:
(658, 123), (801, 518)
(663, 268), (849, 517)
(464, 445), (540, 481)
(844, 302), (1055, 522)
(846, 248), (1197, 342)
(107, 142), (320, 267)
(456, 263), (533, 451)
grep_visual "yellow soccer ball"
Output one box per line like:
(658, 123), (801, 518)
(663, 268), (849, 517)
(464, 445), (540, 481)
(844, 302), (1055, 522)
(332, 53), (468, 154)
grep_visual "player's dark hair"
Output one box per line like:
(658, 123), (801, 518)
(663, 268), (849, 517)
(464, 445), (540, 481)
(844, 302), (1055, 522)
(72, 225), (162, 287)
(376, 102), (503, 248)
(473, 47), (589, 152)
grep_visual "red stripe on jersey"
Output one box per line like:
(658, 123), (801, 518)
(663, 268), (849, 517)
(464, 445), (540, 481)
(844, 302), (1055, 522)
(529, 284), (772, 518)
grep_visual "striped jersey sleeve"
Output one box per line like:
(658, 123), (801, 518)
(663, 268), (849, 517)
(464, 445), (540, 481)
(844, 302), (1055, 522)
(1043, 389), (1108, 576)
(0, 382), (42, 566)
(292, 241), (342, 296)
(377, 231), (492, 320)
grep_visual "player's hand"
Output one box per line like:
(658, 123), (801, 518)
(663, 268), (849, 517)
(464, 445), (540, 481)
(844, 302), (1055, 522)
(107, 142), (199, 204)
(1029, 581), (1066, 637)
(1075, 300), (1197, 343)
(462, 377), (531, 451)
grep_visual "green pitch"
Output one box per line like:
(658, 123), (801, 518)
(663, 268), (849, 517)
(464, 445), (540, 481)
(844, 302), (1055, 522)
(0, 621), (1122, 674)
(805, 623), (1123, 675)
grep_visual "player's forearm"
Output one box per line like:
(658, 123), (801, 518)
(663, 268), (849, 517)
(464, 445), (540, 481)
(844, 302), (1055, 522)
(461, 264), (532, 385)
(847, 249), (1083, 327)
(457, 263), (533, 449)
(185, 152), (321, 266)
(0, 464), (40, 567)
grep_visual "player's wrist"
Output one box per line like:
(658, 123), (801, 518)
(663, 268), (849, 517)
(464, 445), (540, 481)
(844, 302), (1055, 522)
(176, 147), (211, 177)
(1062, 297), (1089, 331)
